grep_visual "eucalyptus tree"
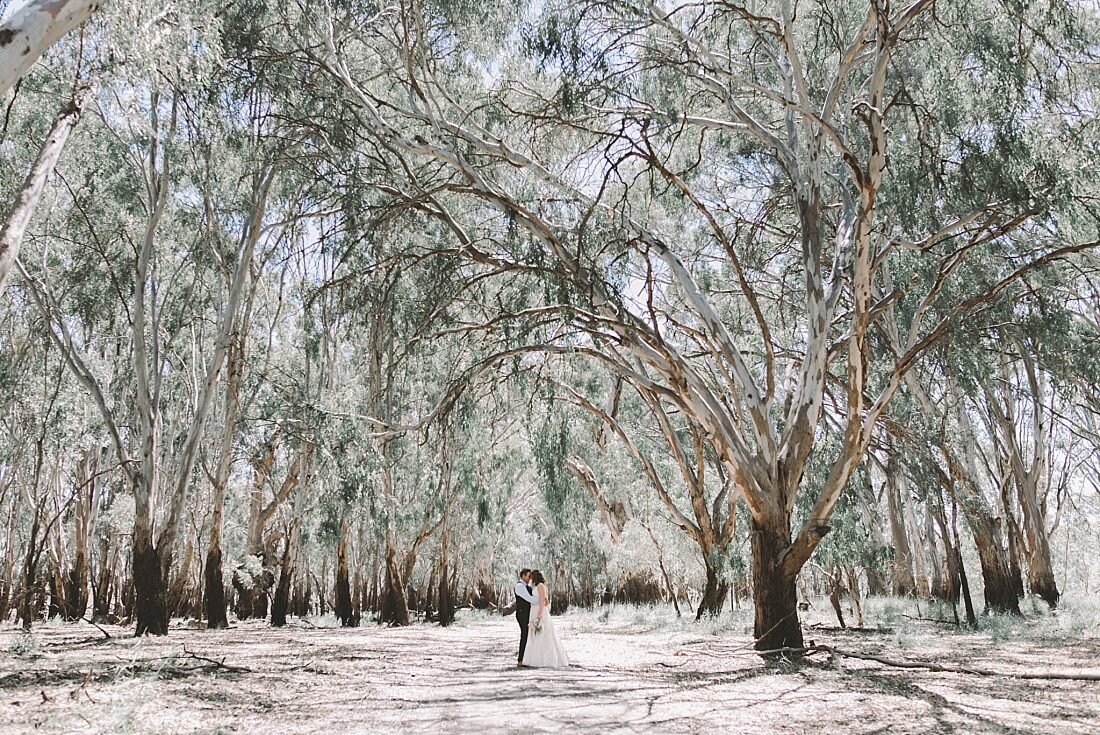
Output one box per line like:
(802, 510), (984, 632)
(299, 0), (1100, 651)
(965, 258), (1100, 609)
(876, 440), (922, 596)
(0, 0), (100, 293)
(328, 235), (484, 626)
(196, 147), (314, 628)
(891, 358), (1022, 615)
(0, 283), (47, 621)
(0, 275), (118, 627)
(441, 383), (536, 610)
(11, 2), (302, 632)
(192, 8), (340, 624)
(557, 371), (736, 613)
(975, 342), (1060, 607)
(5, 339), (85, 628)
(438, 386), (539, 615)
(552, 367), (741, 616)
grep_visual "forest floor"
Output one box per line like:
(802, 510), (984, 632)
(1, 595), (1098, 734)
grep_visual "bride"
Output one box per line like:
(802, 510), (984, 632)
(522, 570), (569, 668)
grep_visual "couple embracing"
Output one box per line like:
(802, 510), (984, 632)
(514, 569), (569, 668)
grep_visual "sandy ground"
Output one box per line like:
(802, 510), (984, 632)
(1, 603), (1098, 735)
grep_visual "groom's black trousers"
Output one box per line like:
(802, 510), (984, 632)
(516, 611), (530, 661)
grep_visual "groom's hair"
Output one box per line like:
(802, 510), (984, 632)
(518, 568), (531, 578)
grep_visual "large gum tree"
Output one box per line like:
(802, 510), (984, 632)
(292, 0), (1099, 651)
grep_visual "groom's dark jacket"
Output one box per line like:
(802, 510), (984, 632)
(515, 583), (533, 623)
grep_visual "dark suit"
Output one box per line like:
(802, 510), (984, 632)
(515, 581), (533, 662)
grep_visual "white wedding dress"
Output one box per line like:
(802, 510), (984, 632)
(522, 584), (569, 668)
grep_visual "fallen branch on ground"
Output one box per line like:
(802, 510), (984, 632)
(109, 649), (252, 678)
(900, 614), (957, 626)
(807, 624), (894, 634)
(179, 648), (251, 674)
(80, 617), (112, 639)
(1, 652), (251, 689)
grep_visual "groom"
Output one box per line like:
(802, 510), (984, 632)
(514, 568), (539, 666)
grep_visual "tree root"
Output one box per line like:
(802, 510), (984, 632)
(755, 644), (1100, 681)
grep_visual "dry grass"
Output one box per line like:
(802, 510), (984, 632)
(1, 596), (1097, 734)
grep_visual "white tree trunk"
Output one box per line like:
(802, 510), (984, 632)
(0, 0), (102, 98)
(0, 89), (87, 291)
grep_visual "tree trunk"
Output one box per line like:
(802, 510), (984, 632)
(203, 544), (227, 629)
(930, 494), (961, 604)
(695, 552), (728, 619)
(233, 572), (253, 620)
(942, 453), (1021, 615)
(438, 526), (454, 627)
(166, 539), (194, 617)
(204, 332), (241, 629)
(1018, 484), (1059, 607)
(925, 498), (946, 599)
(352, 567), (363, 621)
(203, 464), (230, 629)
(379, 539), (409, 626)
(857, 471), (888, 596)
(0, 509), (13, 620)
(984, 357), (1060, 608)
(335, 520), (356, 627)
(62, 551), (88, 621)
(0, 1), (102, 98)
(291, 547), (311, 619)
(844, 566), (864, 627)
(119, 557), (134, 621)
(271, 523), (298, 628)
(62, 447), (102, 621)
(18, 494), (46, 630)
(132, 529), (168, 636)
(828, 565), (847, 629)
(92, 536), (114, 622)
(47, 579), (64, 622)
(999, 480), (1027, 600)
(0, 88), (90, 292)
(864, 563), (888, 597)
(966, 509), (1022, 615)
(949, 495), (978, 626)
(885, 456), (917, 596)
(750, 516), (803, 652)
(270, 556), (292, 627)
(643, 523), (681, 617)
(907, 493), (931, 597)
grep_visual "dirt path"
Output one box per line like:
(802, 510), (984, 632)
(1, 611), (1098, 734)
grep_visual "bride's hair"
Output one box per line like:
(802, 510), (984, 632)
(530, 570), (545, 586)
